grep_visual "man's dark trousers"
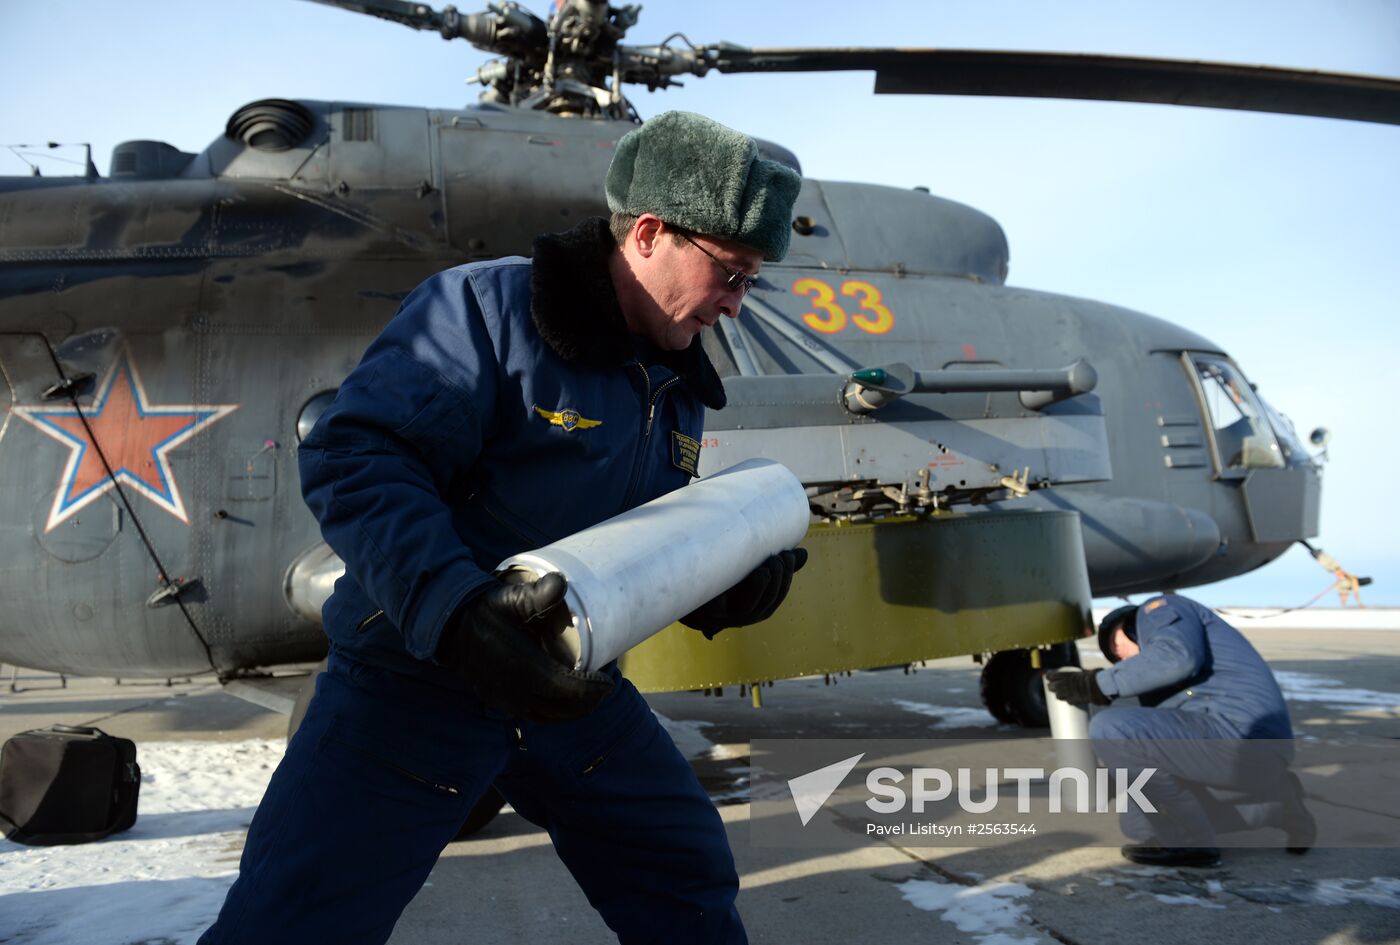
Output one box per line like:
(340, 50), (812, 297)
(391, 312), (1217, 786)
(1091, 706), (1295, 847)
(200, 651), (745, 944)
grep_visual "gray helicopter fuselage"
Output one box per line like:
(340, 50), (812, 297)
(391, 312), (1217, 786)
(0, 99), (1317, 677)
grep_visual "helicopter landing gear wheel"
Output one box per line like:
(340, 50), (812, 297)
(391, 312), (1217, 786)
(285, 658), (507, 839)
(978, 642), (1081, 728)
(978, 653), (1019, 725)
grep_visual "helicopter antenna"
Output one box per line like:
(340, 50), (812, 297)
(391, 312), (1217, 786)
(6, 145), (42, 176)
(6, 142), (98, 178)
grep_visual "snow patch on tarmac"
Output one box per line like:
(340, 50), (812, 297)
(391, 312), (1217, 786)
(1273, 671), (1400, 713)
(0, 738), (285, 945)
(1153, 892), (1226, 909)
(892, 699), (1006, 730)
(652, 711), (717, 759)
(1231, 877), (1400, 908)
(1099, 868), (1400, 911)
(898, 879), (1040, 943)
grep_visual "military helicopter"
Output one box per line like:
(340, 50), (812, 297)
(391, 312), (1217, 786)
(0, 0), (1392, 738)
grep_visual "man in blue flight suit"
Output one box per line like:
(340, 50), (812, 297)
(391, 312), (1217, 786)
(200, 111), (803, 944)
(1047, 594), (1314, 867)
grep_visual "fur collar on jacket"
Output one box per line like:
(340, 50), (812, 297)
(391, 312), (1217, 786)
(530, 217), (727, 410)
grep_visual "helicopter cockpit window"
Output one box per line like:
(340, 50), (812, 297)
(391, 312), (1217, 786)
(1188, 355), (1284, 471)
(1260, 396), (1311, 465)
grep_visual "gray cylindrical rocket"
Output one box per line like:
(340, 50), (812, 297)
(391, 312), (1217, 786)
(496, 458), (811, 671)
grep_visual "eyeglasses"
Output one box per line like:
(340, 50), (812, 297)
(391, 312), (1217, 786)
(675, 231), (759, 294)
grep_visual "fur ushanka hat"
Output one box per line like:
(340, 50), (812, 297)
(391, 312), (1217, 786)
(605, 111), (802, 262)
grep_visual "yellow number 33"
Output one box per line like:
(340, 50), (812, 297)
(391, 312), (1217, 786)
(793, 278), (895, 335)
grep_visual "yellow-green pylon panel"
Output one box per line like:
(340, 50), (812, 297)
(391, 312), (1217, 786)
(620, 509), (1093, 693)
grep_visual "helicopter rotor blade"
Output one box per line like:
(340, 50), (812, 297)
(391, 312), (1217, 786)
(305, 0), (548, 55)
(709, 48), (1400, 125)
(304, 0), (445, 32)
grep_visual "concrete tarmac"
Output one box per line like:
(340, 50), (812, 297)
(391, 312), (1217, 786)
(1, 627), (1397, 944)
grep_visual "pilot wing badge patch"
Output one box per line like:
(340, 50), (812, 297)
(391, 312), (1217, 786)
(534, 404), (602, 432)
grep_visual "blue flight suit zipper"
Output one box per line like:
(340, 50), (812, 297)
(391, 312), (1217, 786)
(621, 361), (680, 510)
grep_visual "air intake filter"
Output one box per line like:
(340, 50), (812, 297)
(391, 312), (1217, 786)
(225, 99), (314, 152)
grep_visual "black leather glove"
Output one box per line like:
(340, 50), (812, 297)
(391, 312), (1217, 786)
(437, 573), (614, 722)
(1045, 668), (1111, 707)
(680, 548), (808, 640)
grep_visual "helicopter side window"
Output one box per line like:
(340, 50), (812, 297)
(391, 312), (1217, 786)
(1188, 355), (1284, 471)
(297, 390), (339, 443)
(1260, 396), (1311, 464)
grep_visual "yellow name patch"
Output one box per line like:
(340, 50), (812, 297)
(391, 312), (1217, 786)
(672, 431), (701, 477)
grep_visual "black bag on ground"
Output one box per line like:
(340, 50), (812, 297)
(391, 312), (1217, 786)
(0, 724), (140, 845)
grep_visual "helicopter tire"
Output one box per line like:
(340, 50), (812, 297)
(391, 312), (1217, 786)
(978, 654), (1020, 725)
(978, 643), (1081, 728)
(285, 658), (507, 840)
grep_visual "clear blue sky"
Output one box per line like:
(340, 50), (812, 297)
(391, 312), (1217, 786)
(2, 0), (1397, 608)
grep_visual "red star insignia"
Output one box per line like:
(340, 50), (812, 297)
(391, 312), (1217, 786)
(12, 351), (238, 532)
